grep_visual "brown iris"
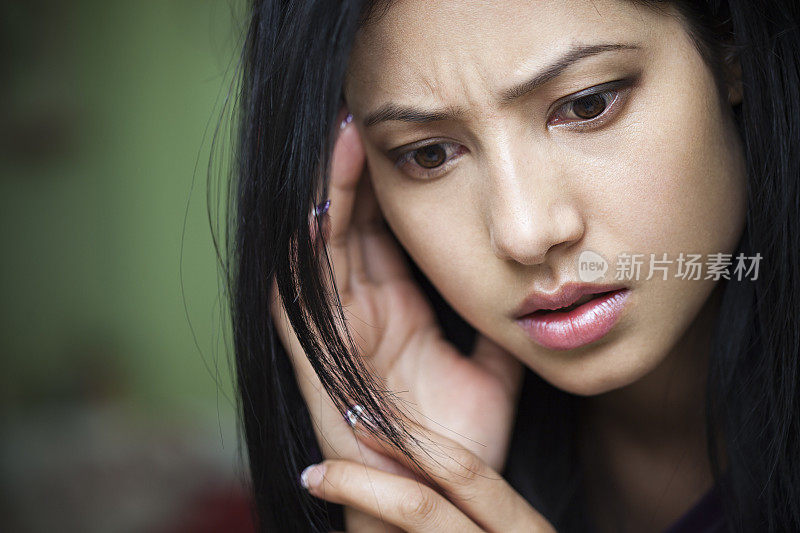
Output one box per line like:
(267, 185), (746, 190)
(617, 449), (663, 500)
(414, 144), (447, 168)
(573, 94), (607, 119)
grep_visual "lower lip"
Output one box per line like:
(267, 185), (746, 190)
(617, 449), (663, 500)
(515, 289), (631, 351)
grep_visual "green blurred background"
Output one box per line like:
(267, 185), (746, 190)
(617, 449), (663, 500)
(1, 2), (251, 531)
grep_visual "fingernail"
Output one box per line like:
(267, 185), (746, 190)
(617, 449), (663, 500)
(300, 463), (326, 490)
(314, 199), (330, 217)
(345, 404), (374, 428)
(340, 112), (353, 130)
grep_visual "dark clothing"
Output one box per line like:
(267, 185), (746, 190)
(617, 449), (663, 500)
(579, 479), (729, 533)
(662, 481), (727, 533)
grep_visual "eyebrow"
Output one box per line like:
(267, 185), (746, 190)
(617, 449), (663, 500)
(362, 42), (641, 128)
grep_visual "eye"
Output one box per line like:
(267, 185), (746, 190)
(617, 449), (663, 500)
(549, 90), (619, 127)
(393, 141), (466, 179)
(572, 93), (608, 119)
(547, 78), (636, 130)
(414, 144), (448, 168)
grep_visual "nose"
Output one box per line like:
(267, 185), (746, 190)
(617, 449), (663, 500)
(484, 146), (585, 265)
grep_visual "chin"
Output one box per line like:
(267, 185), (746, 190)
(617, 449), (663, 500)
(559, 372), (642, 397)
(521, 340), (664, 398)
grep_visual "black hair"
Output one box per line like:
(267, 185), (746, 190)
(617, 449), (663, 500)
(215, 1), (800, 531)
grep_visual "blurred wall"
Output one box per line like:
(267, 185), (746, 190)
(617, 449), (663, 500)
(1, 2), (249, 531)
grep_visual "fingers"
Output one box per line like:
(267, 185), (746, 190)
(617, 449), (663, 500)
(325, 112), (366, 294)
(343, 405), (554, 533)
(327, 112), (364, 245)
(268, 269), (417, 481)
(267, 281), (373, 451)
(320, 109), (412, 291)
(342, 507), (406, 533)
(268, 106), (406, 455)
(301, 460), (483, 533)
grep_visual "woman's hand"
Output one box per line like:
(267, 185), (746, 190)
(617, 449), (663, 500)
(269, 109), (526, 531)
(301, 406), (556, 532)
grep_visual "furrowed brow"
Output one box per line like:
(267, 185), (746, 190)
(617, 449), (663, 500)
(500, 42), (641, 103)
(362, 42), (641, 127)
(363, 104), (461, 128)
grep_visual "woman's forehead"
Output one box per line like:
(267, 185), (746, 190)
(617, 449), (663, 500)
(346, 0), (668, 111)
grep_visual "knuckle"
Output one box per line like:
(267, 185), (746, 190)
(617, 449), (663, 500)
(400, 489), (439, 526)
(450, 448), (486, 487)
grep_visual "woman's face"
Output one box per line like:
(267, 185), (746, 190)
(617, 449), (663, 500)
(344, 0), (746, 396)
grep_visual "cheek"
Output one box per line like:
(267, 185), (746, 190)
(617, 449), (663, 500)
(577, 82), (747, 259)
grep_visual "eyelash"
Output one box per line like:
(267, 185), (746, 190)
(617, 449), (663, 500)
(392, 79), (633, 179)
(547, 82), (630, 130)
(393, 142), (466, 179)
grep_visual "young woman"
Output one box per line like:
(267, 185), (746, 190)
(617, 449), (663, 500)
(220, 0), (800, 531)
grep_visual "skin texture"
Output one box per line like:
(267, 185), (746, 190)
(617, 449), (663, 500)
(340, 0), (747, 530)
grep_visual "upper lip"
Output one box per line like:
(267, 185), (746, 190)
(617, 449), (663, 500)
(513, 282), (628, 318)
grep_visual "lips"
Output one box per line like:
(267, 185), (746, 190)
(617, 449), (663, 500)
(513, 284), (631, 351)
(548, 292), (598, 313)
(513, 282), (628, 317)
